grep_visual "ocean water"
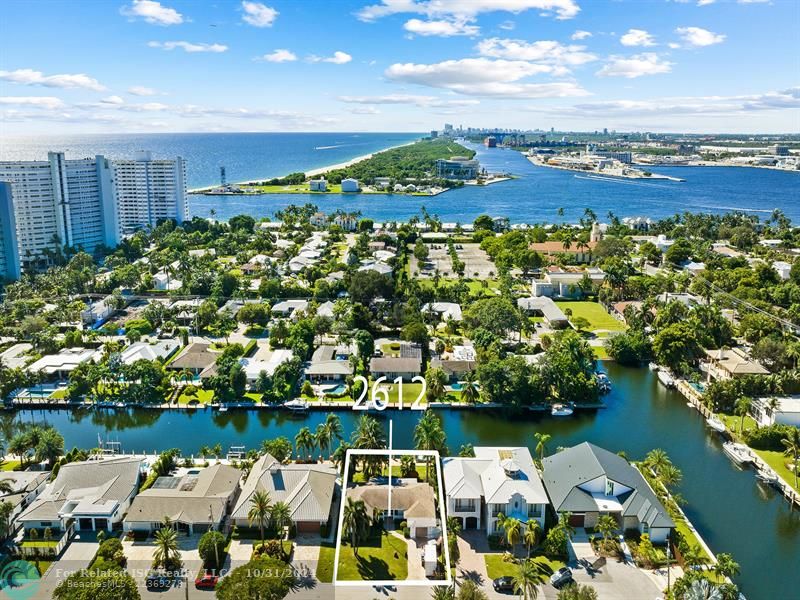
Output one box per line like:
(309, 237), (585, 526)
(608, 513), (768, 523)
(1, 133), (797, 223)
(0, 132), (421, 189)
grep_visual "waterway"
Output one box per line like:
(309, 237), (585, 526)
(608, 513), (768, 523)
(190, 141), (800, 224)
(5, 363), (798, 599)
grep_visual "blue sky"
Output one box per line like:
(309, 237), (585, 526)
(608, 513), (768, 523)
(1, 0), (798, 134)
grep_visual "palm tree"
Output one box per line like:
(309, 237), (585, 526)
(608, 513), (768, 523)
(315, 423), (332, 461)
(523, 522), (541, 558)
(247, 490), (272, 549)
(644, 448), (672, 477)
(596, 514), (617, 549)
(734, 397), (752, 434)
(680, 544), (708, 570)
(34, 428), (63, 467)
(0, 480), (14, 495)
(712, 553), (740, 583)
(533, 433), (551, 461)
(323, 413), (343, 456)
(331, 441), (351, 475)
(504, 517), (523, 556)
(351, 415), (387, 479)
(781, 427), (800, 491)
(414, 411), (447, 483)
(342, 497), (370, 557)
(270, 501), (292, 556)
(198, 445), (211, 461)
(152, 525), (180, 569)
(659, 464), (683, 490)
(460, 372), (480, 405)
(295, 427), (316, 462)
(211, 443), (223, 462)
(513, 558), (553, 600)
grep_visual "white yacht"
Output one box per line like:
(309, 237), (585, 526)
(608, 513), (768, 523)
(657, 370), (675, 388)
(551, 403), (574, 417)
(706, 415), (726, 433)
(283, 398), (310, 412)
(722, 442), (753, 466)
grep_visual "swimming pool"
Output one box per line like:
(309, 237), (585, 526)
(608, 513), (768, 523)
(325, 384), (348, 396)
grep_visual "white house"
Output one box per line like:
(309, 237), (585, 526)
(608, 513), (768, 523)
(119, 340), (180, 365)
(752, 396), (800, 427)
(773, 261), (791, 280)
(443, 447), (549, 533)
(239, 349), (295, 386)
(27, 348), (101, 379)
(310, 179), (328, 192)
(272, 299), (309, 318)
(153, 271), (182, 291)
(349, 479), (440, 539)
(341, 178), (359, 192)
(17, 456), (143, 534)
(1, 471), (50, 529)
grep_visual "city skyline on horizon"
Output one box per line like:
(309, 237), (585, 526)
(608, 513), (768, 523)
(1, 0), (798, 135)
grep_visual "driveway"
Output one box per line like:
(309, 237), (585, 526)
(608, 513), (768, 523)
(123, 533), (204, 599)
(37, 531), (100, 596)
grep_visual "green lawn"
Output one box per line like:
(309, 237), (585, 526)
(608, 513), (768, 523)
(316, 543), (336, 583)
(336, 531), (408, 581)
(718, 413), (758, 436)
(0, 460), (21, 471)
(48, 389), (67, 400)
(755, 449), (799, 493)
(555, 301), (627, 332)
(33, 560), (54, 576)
(415, 278), (499, 297)
(176, 389), (214, 405)
(674, 517), (711, 563)
(484, 554), (564, 579)
(592, 345), (610, 360)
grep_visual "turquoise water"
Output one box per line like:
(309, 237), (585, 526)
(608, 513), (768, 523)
(324, 384), (347, 395)
(5, 363), (798, 599)
(1, 133), (796, 224)
(191, 141), (799, 223)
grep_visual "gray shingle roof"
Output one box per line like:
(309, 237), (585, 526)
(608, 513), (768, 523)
(231, 454), (337, 523)
(349, 480), (436, 519)
(541, 442), (674, 529)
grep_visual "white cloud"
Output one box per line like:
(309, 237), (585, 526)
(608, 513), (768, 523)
(128, 86), (159, 96)
(257, 49), (297, 63)
(148, 41), (228, 53)
(348, 106), (382, 115)
(101, 95), (125, 104)
(403, 18), (479, 36)
(385, 58), (589, 97)
(338, 94), (480, 107)
(675, 26), (726, 47)
(531, 87), (800, 118)
(499, 20), (516, 30)
(356, 0), (581, 22)
(571, 30), (591, 40)
(0, 96), (65, 110)
(241, 2), (278, 27)
(596, 53), (673, 78)
(737, 0), (770, 4)
(0, 68), (106, 91)
(307, 51), (352, 64)
(697, 0), (716, 5)
(120, 0), (183, 25)
(620, 28), (656, 47)
(476, 38), (596, 67)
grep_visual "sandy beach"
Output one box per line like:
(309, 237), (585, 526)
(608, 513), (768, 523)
(188, 140), (417, 192)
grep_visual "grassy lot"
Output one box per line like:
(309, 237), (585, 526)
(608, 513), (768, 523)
(484, 554), (564, 579)
(176, 389), (214, 405)
(48, 389), (67, 400)
(336, 530), (408, 581)
(33, 559), (54, 576)
(592, 345), (610, 360)
(755, 449), (799, 493)
(556, 301), (626, 332)
(316, 543), (336, 583)
(0, 460), (21, 471)
(674, 517), (711, 562)
(415, 278), (499, 297)
(718, 413), (758, 436)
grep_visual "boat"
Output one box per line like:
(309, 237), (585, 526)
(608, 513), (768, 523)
(283, 398), (310, 412)
(218, 406), (228, 413)
(657, 370), (675, 388)
(706, 415), (726, 433)
(597, 373), (611, 394)
(722, 442), (753, 466)
(551, 403), (574, 417)
(755, 469), (778, 486)
(648, 362), (659, 371)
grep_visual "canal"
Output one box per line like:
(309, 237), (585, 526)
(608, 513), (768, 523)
(5, 363), (798, 599)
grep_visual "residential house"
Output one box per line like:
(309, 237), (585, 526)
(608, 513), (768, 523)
(528, 241), (598, 264)
(272, 299), (309, 318)
(773, 261), (791, 280)
(27, 348), (100, 380)
(167, 343), (217, 378)
(702, 347), (769, 381)
(752, 396), (800, 427)
(369, 357), (421, 381)
(239, 349), (294, 387)
(358, 261), (392, 276)
(531, 267), (605, 298)
(80, 296), (117, 327)
(429, 358), (476, 383)
(18, 456), (143, 533)
(517, 296), (569, 328)
(334, 214), (358, 231)
(541, 442), (674, 543)
(310, 180), (328, 193)
(348, 479), (439, 539)
(119, 340), (180, 365)
(153, 271), (182, 291)
(422, 302), (463, 322)
(443, 446), (549, 533)
(124, 463), (241, 535)
(0, 471), (50, 530)
(231, 454), (338, 533)
(655, 292), (702, 307)
(341, 178), (359, 193)
(305, 345), (353, 383)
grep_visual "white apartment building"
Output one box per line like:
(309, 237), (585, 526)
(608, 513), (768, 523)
(0, 151), (186, 278)
(112, 151), (187, 235)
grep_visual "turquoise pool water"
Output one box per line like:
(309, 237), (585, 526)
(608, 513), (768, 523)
(325, 384), (347, 395)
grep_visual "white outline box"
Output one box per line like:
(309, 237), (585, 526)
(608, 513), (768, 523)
(333, 448), (452, 588)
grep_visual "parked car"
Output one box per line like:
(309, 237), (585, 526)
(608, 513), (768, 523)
(195, 573), (219, 589)
(550, 567), (573, 588)
(493, 576), (515, 593)
(146, 570), (172, 590)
